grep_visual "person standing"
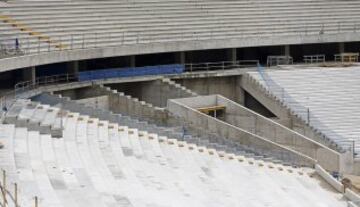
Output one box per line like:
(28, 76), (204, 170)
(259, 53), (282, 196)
(15, 38), (19, 50)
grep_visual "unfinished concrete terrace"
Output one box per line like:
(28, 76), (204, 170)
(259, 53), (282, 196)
(247, 65), (360, 159)
(167, 94), (348, 173)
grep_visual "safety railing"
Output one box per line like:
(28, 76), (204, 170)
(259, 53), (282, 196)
(14, 73), (78, 94)
(303, 55), (325, 64)
(256, 63), (356, 156)
(1, 21), (360, 59)
(335, 53), (359, 63)
(0, 169), (39, 207)
(184, 60), (259, 72)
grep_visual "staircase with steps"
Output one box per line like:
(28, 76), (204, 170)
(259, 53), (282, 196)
(104, 78), (197, 108)
(160, 78), (198, 98)
(91, 84), (168, 124)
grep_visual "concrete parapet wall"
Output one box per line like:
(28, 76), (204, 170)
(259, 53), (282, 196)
(168, 98), (316, 167)
(315, 164), (345, 193)
(169, 95), (345, 172)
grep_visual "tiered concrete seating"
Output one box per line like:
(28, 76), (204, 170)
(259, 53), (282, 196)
(248, 66), (360, 158)
(1, 0), (360, 54)
(0, 98), (351, 206)
(33, 93), (298, 164)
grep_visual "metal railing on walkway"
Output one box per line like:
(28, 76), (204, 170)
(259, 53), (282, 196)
(0, 60), (253, 116)
(1, 21), (360, 59)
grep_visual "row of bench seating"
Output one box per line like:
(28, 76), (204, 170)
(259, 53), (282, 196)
(0, 97), (348, 206)
(1, 0), (360, 55)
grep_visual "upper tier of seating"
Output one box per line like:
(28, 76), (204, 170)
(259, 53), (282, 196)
(0, 98), (348, 207)
(0, 0), (360, 55)
(248, 66), (360, 158)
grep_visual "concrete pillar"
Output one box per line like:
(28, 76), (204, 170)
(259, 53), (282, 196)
(130, 56), (136, 67)
(22, 67), (36, 82)
(227, 48), (237, 64)
(284, 45), (290, 56)
(339, 42), (345, 54)
(175, 52), (186, 64)
(67, 61), (79, 75)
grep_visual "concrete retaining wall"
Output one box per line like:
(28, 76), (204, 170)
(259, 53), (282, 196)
(92, 84), (168, 124)
(108, 78), (197, 107)
(76, 95), (109, 110)
(168, 98), (316, 167)
(174, 76), (245, 105)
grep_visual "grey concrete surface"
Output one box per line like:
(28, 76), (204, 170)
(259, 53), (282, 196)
(168, 95), (351, 173)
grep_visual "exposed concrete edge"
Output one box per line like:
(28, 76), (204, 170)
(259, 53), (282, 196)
(345, 189), (360, 204)
(241, 73), (290, 119)
(168, 98), (317, 166)
(315, 164), (345, 193)
(1, 32), (360, 72)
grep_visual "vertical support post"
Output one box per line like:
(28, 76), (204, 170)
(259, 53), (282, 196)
(339, 42), (345, 54)
(130, 56), (136, 68)
(2, 170), (6, 207)
(67, 61), (79, 76)
(227, 48), (237, 65)
(14, 183), (17, 207)
(307, 108), (310, 124)
(34, 196), (38, 207)
(352, 140), (355, 158)
(284, 45), (290, 57)
(175, 52), (185, 64)
(22, 67), (36, 83)
(37, 39), (40, 53)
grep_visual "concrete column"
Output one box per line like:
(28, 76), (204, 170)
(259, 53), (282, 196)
(22, 67), (36, 82)
(175, 52), (186, 64)
(339, 42), (345, 54)
(130, 56), (136, 67)
(67, 61), (79, 75)
(284, 45), (290, 56)
(227, 48), (237, 64)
